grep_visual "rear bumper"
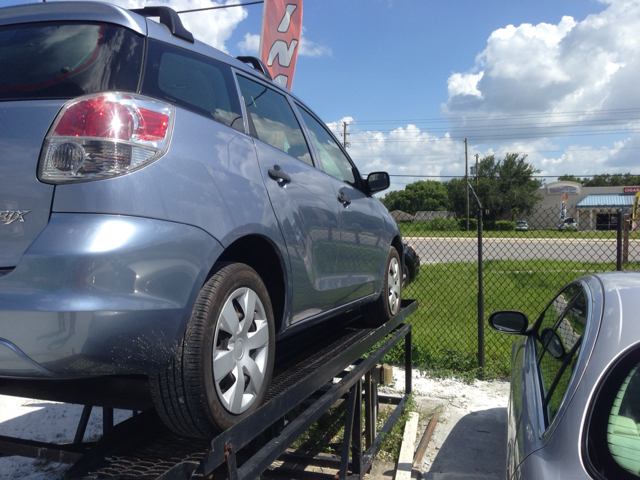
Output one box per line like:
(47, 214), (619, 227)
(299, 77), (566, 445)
(0, 213), (222, 378)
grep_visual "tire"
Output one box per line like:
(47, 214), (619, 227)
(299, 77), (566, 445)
(361, 247), (402, 327)
(402, 264), (410, 288)
(150, 262), (275, 438)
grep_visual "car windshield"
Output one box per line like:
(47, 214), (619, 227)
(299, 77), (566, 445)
(0, 22), (143, 101)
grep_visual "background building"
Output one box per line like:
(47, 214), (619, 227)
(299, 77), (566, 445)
(535, 181), (639, 230)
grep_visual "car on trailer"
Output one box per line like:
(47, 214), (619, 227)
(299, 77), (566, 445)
(0, 2), (402, 439)
(489, 271), (640, 480)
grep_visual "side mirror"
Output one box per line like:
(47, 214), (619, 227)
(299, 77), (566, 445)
(366, 172), (390, 194)
(488, 310), (529, 334)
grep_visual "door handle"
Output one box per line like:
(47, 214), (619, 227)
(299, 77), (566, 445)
(268, 165), (291, 184)
(338, 193), (351, 206)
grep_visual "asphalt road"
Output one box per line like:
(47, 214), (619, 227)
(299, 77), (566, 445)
(404, 236), (639, 264)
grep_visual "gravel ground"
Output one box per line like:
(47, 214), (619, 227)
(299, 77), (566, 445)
(375, 367), (510, 480)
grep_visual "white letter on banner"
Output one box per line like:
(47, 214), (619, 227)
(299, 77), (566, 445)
(277, 4), (298, 33)
(267, 39), (298, 67)
(273, 74), (289, 87)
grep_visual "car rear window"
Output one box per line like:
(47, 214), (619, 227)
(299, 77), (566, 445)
(0, 22), (143, 101)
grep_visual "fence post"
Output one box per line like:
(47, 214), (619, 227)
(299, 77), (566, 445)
(623, 213), (630, 266)
(617, 209), (623, 271)
(467, 183), (484, 369)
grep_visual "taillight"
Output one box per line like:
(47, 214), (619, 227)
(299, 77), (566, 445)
(39, 92), (174, 183)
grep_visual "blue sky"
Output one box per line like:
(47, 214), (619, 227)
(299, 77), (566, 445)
(3, 0), (639, 190)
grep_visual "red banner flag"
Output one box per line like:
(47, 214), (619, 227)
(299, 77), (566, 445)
(259, 0), (303, 90)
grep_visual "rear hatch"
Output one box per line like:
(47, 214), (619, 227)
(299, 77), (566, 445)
(0, 20), (144, 267)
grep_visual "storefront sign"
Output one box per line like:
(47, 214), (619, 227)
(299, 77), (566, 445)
(259, 0), (303, 90)
(548, 185), (579, 194)
(623, 186), (640, 193)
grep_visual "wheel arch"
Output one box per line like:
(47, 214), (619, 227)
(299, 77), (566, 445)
(212, 234), (288, 335)
(392, 235), (404, 264)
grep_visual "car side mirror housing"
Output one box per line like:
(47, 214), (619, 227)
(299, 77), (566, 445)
(488, 310), (529, 334)
(366, 172), (390, 194)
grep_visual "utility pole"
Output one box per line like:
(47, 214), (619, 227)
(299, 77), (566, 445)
(342, 121), (350, 149)
(475, 153), (479, 188)
(465, 138), (469, 231)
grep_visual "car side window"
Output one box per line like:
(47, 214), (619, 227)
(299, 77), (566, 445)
(236, 75), (312, 166)
(586, 350), (640, 479)
(297, 106), (357, 186)
(141, 40), (244, 132)
(536, 285), (587, 425)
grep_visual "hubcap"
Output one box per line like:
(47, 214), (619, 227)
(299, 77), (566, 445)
(387, 256), (401, 315)
(212, 287), (269, 414)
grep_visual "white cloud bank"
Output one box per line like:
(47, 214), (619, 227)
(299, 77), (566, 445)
(344, 0), (640, 186)
(438, 0), (640, 176)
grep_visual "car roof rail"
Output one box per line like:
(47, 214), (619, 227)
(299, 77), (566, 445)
(236, 56), (273, 80)
(130, 6), (194, 43)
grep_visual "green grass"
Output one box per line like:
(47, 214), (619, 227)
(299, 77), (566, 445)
(399, 222), (640, 239)
(391, 259), (640, 379)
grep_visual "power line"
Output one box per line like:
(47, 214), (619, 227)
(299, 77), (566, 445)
(347, 128), (640, 143)
(349, 106), (640, 125)
(345, 118), (640, 135)
(350, 146), (640, 158)
(177, 1), (263, 14)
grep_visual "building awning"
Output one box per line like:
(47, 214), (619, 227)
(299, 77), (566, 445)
(576, 194), (636, 208)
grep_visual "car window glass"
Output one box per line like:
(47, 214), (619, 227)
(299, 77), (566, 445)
(297, 106), (357, 185)
(141, 40), (244, 132)
(236, 75), (312, 165)
(0, 22), (143, 101)
(537, 287), (588, 424)
(607, 363), (640, 477)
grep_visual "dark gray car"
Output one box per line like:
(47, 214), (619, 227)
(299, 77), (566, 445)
(0, 2), (403, 438)
(490, 271), (640, 479)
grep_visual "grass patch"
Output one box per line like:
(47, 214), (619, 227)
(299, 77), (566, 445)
(396, 258), (640, 379)
(289, 396), (418, 463)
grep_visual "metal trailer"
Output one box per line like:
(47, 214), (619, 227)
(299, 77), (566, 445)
(0, 300), (417, 480)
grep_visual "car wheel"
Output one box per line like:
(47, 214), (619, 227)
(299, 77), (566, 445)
(361, 247), (401, 327)
(150, 262), (275, 438)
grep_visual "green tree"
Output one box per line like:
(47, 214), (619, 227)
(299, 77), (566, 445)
(557, 172), (640, 186)
(447, 153), (543, 222)
(380, 180), (450, 215)
(558, 174), (583, 183)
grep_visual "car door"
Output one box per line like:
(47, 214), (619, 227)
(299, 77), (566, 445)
(295, 105), (387, 306)
(235, 74), (341, 324)
(512, 283), (589, 478)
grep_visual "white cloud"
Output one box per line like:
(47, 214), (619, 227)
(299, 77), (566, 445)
(237, 27), (331, 57)
(447, 72), (484, 98)
(54, 0), (248, 52)
(439, 0), (640, 178)
(238, 33), (260, 54)
(299, 35), (332, 57)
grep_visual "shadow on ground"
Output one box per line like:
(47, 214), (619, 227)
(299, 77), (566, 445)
(424, 407), (507, 480)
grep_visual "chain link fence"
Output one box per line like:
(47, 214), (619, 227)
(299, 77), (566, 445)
(396, 205), (639, 378)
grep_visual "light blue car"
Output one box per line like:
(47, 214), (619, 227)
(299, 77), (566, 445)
(489, 272), (640, 479)
(0, 2), (403, 438)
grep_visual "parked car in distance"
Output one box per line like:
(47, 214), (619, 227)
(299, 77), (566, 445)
(559, 217), (578, 231)
(402, 242), (420, 287)
(489, 271), (640, 480)
(0, 2), (403, 439)
(515, 220), (529, 231)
